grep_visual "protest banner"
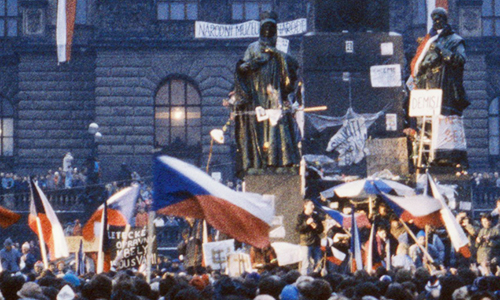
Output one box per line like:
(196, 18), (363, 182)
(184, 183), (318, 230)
(202, 239), (235, 271)
(108, 225), (157, 270)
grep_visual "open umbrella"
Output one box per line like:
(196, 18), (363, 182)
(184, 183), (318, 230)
(320, 178), (415, 199)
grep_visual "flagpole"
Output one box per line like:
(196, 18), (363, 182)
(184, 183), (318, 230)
(97, 210), (105, 273)
(36, 216), (49, 269)
(399, 220), (436, 270)
(146, 211), (155, 283)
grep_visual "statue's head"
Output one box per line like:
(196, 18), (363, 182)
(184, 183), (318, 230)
(431, 7), (448, 31)
(259, 11), (278, 39)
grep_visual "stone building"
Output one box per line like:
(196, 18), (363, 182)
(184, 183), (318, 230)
(0, 0), (498, 183)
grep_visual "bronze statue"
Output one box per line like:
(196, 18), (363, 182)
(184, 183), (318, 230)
(232, 11), (301, 176)
(411, 7), (470, 116)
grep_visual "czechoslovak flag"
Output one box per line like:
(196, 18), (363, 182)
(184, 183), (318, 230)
(153, 155), (274, 248)
(0, 206), (20, 228)
(28, 180), (69, 260)
(82, 184), (140, 241)
(56, 0), (77, 63)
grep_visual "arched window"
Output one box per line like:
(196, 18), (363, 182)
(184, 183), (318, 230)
(155, 78), (201, 162)
(490, 98), (500, 156)
(0, 97), (14, 156)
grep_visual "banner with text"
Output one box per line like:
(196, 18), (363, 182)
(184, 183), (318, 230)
(409, 89), (443, 116)
(108, 226), (157, 270)
(195, 18), (307, 39)
(432, 115), (467, 151)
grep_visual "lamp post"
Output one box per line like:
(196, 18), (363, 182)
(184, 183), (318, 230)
(88, 122), (101, 159)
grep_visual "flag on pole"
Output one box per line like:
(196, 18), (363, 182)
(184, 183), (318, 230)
(76, 239), (86, 276)
(83, 184), (139, 241)
(0, 206), (21, 228)
(56, 0), (77, 63)
(379, 192), (443, 228)
(427, 172), (471, 258)
(321, 238), (346, 266)
(97, 200), (111, 273)
(350, 208), (363, 272)
(28, 180), (69, 260)
(316, 203), (371, 229)
(426, 0), (448, 32)
(153, 155), (273, 248)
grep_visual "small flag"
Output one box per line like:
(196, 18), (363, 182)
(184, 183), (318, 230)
(28, 179), (69, 260)
(315, 202), (371, 229)
(350, 208), (363, 272)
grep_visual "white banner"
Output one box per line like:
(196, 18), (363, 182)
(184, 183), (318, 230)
(432, 115), (467, 151)
(370, 64), (402, 88)
(202, 239), (235, 270)
(195, 18), (307, 39)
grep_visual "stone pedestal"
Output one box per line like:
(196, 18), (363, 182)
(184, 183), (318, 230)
(244, 174), (303, 244)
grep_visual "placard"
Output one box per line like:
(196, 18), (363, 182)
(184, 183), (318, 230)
(409, 89), (442, 116)
(366, 137), (409, 177)
(202, 239), (235, 270)
(432, 115), (467, 151)
(370, 64), (402, 87)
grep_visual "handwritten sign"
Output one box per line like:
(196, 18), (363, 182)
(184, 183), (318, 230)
(432, 115), (467, 151)
(370, 64), (402, 87)
(202, 239), (235, 270)
(366, 138), (409, 177)
(109, 226), (157, 270)
(195, 18), (307, 39)
(409, 89), (442, 116)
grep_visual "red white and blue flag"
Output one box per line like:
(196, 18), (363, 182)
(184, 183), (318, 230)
(379, 192), (443, 228)
(319, 204), (371, 229)
(427, 0), (449, 32)
(153, 155), (274, 248)
(0, 206), (20, 228)
(83, 184), (139, 242)
(427, 172), (471, 258)
(350, 208), (363, 272)
(28, 180), (69, 260)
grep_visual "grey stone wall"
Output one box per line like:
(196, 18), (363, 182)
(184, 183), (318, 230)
(15, 53), (96, 175)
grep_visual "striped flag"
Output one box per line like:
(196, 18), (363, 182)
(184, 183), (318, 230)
(82, 184), (139, 242)
(153, 155), (273, 248)
(321, 238), (346, 266)
(315, 202), (371, 229)
(28, 180), (69, 260)
(56, 0), (77, 63)
(427, 0), (448, 32)
(0, 206), (21, 228)
(427, 173), (471, 258)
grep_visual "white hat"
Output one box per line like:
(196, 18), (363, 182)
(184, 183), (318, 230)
(57, 285), (75, 300)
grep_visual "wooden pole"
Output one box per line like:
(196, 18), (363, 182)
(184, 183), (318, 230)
(399, 220), (435, 265)
(96, 213), (105, 274)
(416, 116), (427, 181)
(36, 216), (49, 269)
(146, 211), (155, 283)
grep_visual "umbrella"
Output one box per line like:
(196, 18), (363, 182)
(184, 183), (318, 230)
(320, 178), (415, 199)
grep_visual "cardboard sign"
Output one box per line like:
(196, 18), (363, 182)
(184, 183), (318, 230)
(366, 138), (409, 177)
(202, 239), (235, 270)
(409, 89), (442, 116)
(370, 64), (402, 87)
(432, 115), (467, 151)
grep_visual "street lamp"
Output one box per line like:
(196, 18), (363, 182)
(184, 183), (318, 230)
(88, 122), (102, 159)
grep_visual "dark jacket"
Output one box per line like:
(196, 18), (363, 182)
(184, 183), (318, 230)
(296, 212), (324, 247)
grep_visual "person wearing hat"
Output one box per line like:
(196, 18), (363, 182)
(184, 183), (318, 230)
(409, 230), (441, 269)
(0, 238), (21, 273)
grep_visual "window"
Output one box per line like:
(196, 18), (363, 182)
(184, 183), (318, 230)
(157, 0), (198, 21)
(75, 0), (87, 25)
(155, 78), (201, 150)
(490, 98), (500, 156)
(0, 97), (13, 156)
(0, 0), (18, 37)
(483, 0), (500, 36)
(232, 1), (272, 21)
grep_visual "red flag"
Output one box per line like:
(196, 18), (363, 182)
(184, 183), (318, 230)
(28, 180), (69, 260)
(0, 206), (20, 228)
(56, 0), (77, 63)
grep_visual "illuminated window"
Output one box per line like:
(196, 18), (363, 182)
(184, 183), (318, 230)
(232, 1), (272, 21)
(0, 0), (18, 37)
(157, 0), (198, 21)
(0, 97), (13, 156)
(155, 78), (201, 149)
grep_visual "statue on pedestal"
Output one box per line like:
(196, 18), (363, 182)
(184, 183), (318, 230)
(231, 11), (301, 176)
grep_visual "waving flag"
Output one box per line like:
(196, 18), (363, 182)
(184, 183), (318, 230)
(317, 204), (371, 229)
(379, 192), (443, 228)
(153, 155), (273, 248)
(83, 184), (139, 241)
(0, 206), (20, 228)
(28, 180), (69, 260)
(56, 0), (77, 63)
(427, 173), (471, 258)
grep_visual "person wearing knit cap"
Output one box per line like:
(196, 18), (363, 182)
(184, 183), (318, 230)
(280, 285), (299, 300)
(17, 282), (45, 300)
(409, 230), (441, 268)
(56, 285), (75, 300)
(0, 238), (21, 273)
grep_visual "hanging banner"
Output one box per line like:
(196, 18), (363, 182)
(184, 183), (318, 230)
(195, 18), (307, 39)
(108, 226), (157, 270)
